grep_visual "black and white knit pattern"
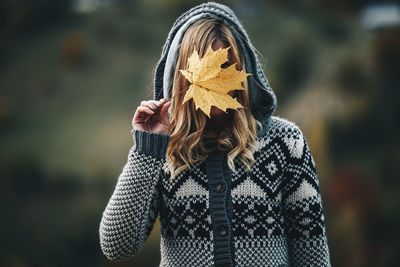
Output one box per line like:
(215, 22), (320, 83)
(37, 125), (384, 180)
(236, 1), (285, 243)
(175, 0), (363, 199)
(99, 116), (331, 266)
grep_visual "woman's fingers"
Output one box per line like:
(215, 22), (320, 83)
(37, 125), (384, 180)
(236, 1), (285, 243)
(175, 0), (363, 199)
(143, 99), (170, 123)
(137, 99), (169, 118)
(141, 99), (167, 112)
(133, 99), (171, 133)
(150, 99), (164, 107)
(137, 106), (155, 115)
(158, 101), (171, 126)
(141, 100), (157, 111)
(160, 100), (171, 115)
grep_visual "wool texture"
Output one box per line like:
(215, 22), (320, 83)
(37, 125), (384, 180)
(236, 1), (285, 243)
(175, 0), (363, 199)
(99, 116), (332, 266)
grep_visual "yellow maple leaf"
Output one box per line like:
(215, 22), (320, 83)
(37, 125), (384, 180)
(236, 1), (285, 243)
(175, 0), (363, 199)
(179, 44), (252, 118)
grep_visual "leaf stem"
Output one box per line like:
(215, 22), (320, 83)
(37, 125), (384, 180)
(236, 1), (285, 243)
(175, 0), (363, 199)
(166, 87), (188, 102)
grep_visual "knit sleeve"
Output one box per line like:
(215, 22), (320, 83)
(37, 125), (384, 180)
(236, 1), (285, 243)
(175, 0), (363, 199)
(281, 126), (331, 267)
(99, 129), (170, 262)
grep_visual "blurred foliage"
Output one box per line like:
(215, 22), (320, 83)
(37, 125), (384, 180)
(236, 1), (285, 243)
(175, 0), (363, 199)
(0, 0), (399, 266)
(0, 0), (71, 37)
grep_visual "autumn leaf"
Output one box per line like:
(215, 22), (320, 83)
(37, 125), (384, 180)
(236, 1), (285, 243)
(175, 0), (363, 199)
(179, 44), (251, 118)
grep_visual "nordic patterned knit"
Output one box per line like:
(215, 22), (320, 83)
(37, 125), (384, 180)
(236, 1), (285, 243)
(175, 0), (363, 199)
(99, 2), (332, 266)
(99, 116), (331, 266)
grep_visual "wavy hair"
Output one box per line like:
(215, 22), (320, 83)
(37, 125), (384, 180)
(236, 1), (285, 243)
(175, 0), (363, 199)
(165, 18), (262, 180)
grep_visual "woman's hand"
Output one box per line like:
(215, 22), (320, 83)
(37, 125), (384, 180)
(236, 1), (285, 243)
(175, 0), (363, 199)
(132, 99), (171, 134)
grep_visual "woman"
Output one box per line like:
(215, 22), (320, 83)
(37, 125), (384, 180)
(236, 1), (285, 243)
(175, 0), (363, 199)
(99, 2), (331, 267)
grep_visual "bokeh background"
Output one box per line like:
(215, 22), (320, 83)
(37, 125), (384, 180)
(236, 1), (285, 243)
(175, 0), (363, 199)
(1, 0), (399, 266)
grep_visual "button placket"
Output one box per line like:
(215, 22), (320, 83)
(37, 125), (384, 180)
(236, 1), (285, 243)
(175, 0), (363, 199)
(206, 150), (233, 267)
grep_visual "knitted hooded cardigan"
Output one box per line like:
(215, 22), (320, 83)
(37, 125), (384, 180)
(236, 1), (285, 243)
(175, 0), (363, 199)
(99, 2), (331, 266)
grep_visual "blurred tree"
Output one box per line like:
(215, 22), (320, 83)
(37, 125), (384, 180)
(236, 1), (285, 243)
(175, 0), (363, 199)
(327, 165), (386, 266)
(61, 32), (85, 69)
(274, 36), (314, 104)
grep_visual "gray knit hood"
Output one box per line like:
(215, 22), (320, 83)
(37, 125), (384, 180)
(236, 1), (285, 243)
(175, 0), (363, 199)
(153, 1), (277, 137)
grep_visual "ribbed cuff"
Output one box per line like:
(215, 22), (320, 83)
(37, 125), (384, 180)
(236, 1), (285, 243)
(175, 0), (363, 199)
(131, 129), (170, 159)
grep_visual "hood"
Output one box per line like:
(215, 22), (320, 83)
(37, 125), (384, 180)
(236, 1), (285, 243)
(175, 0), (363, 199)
(152, 1), (278, 137)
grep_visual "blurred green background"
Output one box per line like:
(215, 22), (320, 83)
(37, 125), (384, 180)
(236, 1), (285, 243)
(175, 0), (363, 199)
(1, 0), (399, 266)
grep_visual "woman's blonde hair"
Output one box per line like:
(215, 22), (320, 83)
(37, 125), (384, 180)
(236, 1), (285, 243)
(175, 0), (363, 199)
(165, 18), (262, 179)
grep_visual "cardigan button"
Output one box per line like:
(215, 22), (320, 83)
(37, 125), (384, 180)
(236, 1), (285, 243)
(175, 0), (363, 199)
(216, 224), (228, 236)
(215, 182), (226, 193)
